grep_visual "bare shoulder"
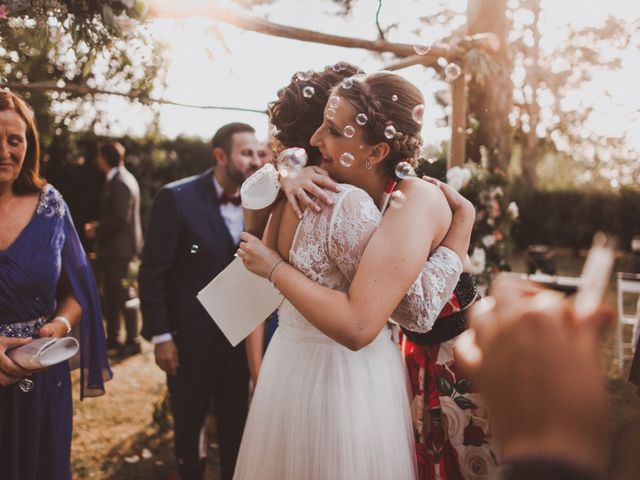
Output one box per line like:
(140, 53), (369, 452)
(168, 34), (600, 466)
(397, 177), (448, 210)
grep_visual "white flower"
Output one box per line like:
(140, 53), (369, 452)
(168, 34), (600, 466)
(8, 17), (25, 29)
(481, 235), (496, 248)
(507, 201), (519, 219)
(446, 166), (472, 191)
(459, 446), (496, 480)
(470, 247), (486, 275)
(114, 13), (136, 34)
(440, 396), (466, 446)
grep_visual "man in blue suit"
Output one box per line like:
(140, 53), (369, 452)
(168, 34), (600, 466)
(139, 123), (263, 480)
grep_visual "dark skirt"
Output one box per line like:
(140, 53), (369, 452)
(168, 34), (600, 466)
(0, 362), (73, 480)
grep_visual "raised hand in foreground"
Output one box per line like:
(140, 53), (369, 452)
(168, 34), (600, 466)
(455, 274), (613, 477)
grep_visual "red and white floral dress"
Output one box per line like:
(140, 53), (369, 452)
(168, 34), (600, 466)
(401, 274), (499, 480)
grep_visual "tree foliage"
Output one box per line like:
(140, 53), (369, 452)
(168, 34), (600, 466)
(0, 0), (165, 151)
(508, 0), (640, 189)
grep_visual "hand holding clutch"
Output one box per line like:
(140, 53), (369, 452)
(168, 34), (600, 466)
(6, 337), (79, 370)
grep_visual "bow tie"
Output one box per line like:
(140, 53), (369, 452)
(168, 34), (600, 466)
(219, 192), (241, 206)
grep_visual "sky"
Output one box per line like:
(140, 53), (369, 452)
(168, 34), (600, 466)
(98, 0), (640, 150)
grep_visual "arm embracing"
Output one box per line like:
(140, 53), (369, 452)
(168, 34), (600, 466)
(260, 181), (450, 350)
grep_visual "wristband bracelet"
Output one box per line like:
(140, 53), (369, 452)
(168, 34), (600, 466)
(268, 259), (285, 284)
(52, 316), (72, 336)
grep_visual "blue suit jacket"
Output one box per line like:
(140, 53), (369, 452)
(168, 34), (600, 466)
(139, 170), (239, 354)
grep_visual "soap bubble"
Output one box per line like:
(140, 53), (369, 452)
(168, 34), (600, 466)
(343, 125), (356, 138)
(389, 190), (406, 209)
(384, 125), (397, 140)
(356, 113), (368, 125)
(277, 147), (308, 178)
(341, 78), (353, 89)
(412, 104), (425, 125)
(190, 244), (199, 254)
(326, 108), (337, 120)
(413, 44), (431, 55)
(395, 161), (413, 179)
(444, 63), (462, 81)
(296, 70), (313, 82)
(339, 152), (356, 167)
(391, 94), (398, 102)
(302, 86), (315, 98)
(333, 61), (348, 72)
(328, 95), (341, 109)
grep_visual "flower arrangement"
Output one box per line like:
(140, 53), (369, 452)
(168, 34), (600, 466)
(447, 163), (519, 286)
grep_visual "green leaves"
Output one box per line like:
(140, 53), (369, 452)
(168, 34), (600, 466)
(437, 376), (453, 396)
(453, 378), (472, 395)
(454, 396), (476, 410)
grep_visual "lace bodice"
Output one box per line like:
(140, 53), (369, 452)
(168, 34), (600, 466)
(285, 184), (462, 333)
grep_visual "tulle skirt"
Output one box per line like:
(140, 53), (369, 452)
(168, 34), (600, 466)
(234, 321), (417, 480)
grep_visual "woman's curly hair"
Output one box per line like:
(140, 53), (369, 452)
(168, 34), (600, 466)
(332, 72), (424, 177)
(268, 63), (362, 165)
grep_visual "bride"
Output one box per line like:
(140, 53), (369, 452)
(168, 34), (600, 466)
(235, 71), (470, 479)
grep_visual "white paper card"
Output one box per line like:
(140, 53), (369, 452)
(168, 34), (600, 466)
(197, 257), (283, 346)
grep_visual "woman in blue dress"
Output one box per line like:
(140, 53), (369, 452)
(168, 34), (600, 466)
(0, 90), (111, 479)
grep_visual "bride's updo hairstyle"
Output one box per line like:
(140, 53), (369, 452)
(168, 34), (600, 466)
(268, 62), (361, 165)
(334, 72), (424, 177)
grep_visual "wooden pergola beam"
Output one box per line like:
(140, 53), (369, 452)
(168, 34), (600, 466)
(150, 3), (455, 62)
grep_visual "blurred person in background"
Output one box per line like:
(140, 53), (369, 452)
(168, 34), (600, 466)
(85, 141), (143, 357)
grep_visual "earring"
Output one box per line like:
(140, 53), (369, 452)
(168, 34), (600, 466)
(365, 159), (372, 170)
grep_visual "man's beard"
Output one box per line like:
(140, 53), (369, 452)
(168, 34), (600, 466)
(227, 162), (258, 185)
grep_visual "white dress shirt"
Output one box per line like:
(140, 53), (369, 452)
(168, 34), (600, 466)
(212, 176), (243, 246)
(106, 166), (120, 183)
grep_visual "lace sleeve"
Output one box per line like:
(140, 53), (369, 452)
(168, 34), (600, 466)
(327, 187), (381, 282)
(391, 246), (463, 333)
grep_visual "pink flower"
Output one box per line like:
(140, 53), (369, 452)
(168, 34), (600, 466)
(0, 5), (8, 19)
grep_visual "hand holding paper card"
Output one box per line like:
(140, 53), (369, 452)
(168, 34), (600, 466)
(197, 257), (283, 347)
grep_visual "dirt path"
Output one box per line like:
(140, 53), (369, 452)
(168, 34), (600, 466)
(71, 345), (221, 479)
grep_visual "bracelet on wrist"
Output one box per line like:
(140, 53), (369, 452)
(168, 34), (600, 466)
(52, 316), (72, 336)
(268, 259), (285, 284)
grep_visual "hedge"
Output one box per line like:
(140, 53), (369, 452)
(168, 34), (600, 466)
(511, 188), (640, 251)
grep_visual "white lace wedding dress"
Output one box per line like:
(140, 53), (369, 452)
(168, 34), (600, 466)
(233, 184), (462, 480)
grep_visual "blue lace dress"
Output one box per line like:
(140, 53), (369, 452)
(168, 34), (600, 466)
(0, 184), (111, 480)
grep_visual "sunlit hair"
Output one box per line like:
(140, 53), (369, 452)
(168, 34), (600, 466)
(332, 72), (424, 177)
(268, 63), (362, 165)
(0, 90), (44, 194)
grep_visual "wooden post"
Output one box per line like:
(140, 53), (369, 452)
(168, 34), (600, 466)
(448, 75), (467, 168)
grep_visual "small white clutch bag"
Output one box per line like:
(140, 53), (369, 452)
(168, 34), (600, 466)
(241, 163), (281, 210)
(7, 337), (80, 370)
